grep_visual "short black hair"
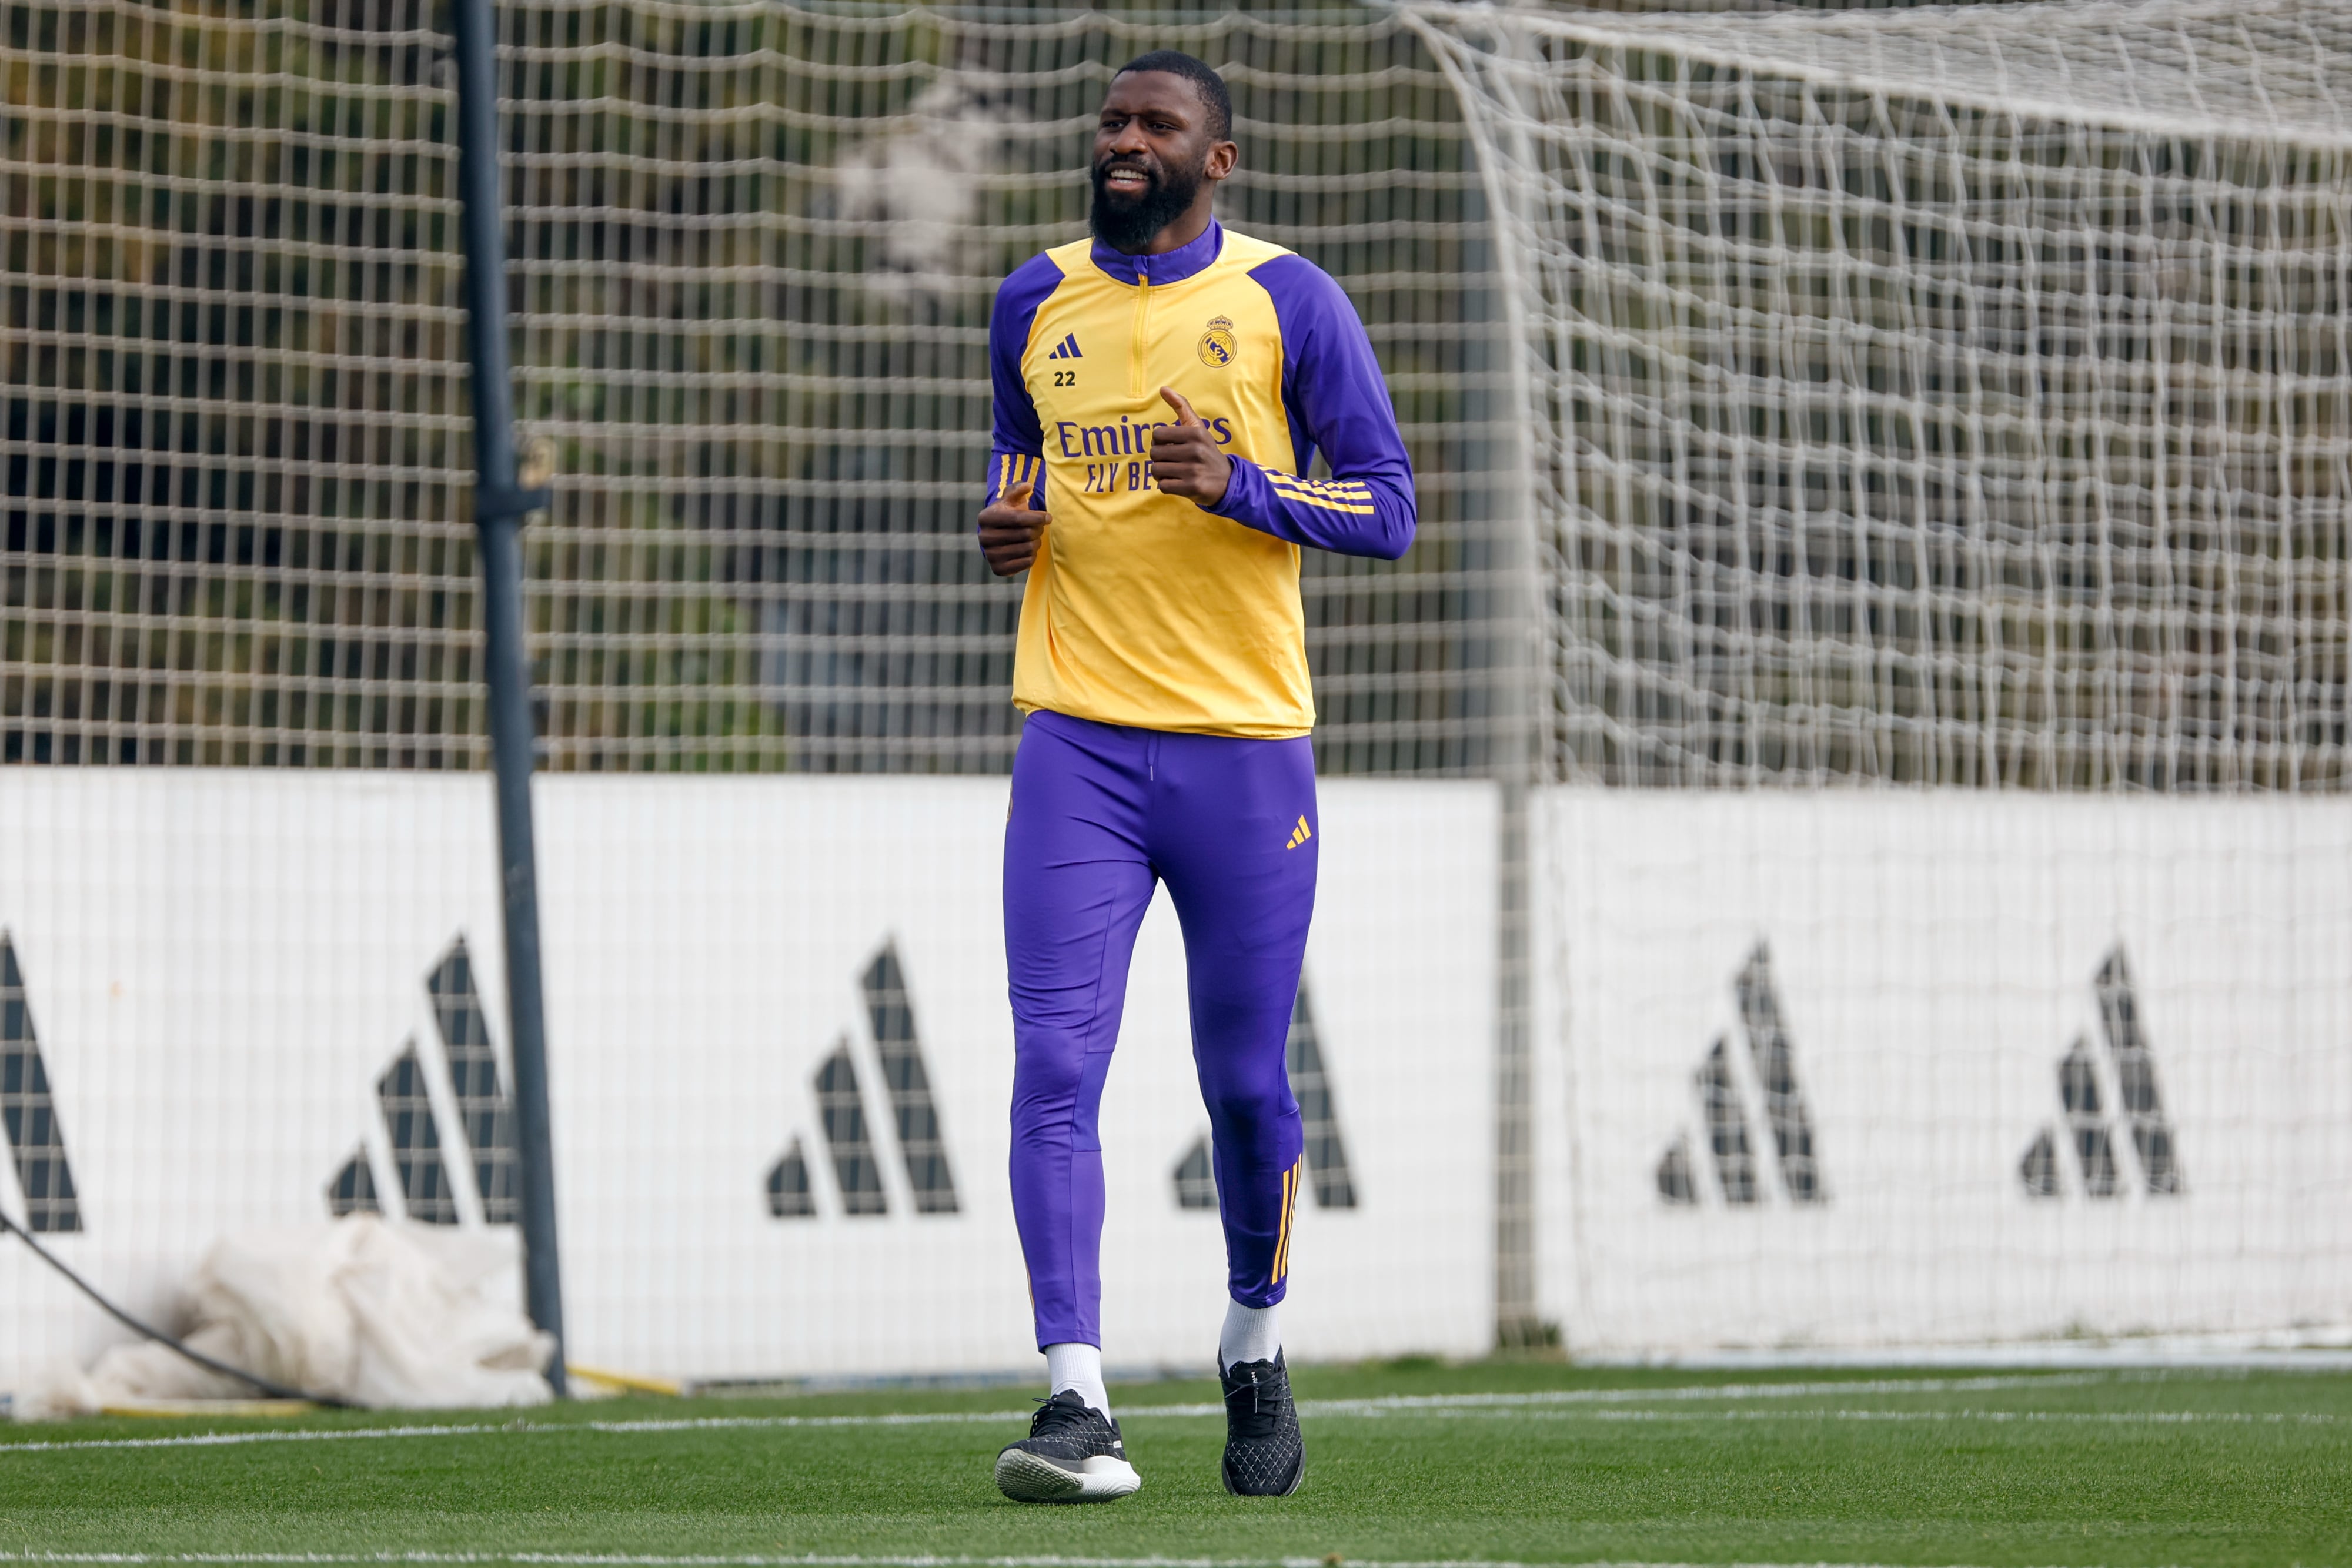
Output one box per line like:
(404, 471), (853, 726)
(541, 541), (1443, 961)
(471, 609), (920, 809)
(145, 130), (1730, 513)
(1112, 50), (1232, 142)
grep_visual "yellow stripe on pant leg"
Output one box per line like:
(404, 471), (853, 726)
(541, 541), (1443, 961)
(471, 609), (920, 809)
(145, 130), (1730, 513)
(1273, 1157), (1301, 1282)
(1290, 1159), (1300, 1277)
(1279, 1166), (1298, 1288)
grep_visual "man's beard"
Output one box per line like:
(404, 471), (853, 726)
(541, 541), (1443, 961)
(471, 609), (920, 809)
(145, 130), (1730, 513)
(1089, 155), (1204, 251)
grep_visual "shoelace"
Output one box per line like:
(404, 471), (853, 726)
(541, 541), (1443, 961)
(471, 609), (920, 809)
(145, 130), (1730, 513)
(1224, 1363), (1287, 1439)
(1028, 1392), (1100, 1440)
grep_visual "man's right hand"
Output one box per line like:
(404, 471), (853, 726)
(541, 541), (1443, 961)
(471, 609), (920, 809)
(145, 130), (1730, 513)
(978, 476), (1047, 577)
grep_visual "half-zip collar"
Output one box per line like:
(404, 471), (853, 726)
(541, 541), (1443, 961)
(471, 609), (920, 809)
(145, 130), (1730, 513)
(1090, 218), (1224, 289)
(1128, 272), (1152, 400)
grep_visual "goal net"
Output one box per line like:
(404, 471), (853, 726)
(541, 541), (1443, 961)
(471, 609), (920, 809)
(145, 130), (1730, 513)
(1409, 0), (2352, 1351)
(1414, 0), (2352, 791)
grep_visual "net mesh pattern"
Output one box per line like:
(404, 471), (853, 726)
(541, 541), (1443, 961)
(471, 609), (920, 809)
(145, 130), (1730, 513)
(1412, 0), (2352, 788)
(11, 0), (2347, 786)
(1, 2), (1507, 775)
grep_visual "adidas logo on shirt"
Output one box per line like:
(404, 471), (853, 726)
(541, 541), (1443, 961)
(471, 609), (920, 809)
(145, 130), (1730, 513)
(1045, 333), (1083, 360)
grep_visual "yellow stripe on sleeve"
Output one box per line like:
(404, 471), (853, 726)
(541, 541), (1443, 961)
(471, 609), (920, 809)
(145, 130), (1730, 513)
(1267, 474), (1375, 502)
(1267, 474), (1371, 496)
(999, 453), (1043, 503)
(1266, 480), (1378, 516)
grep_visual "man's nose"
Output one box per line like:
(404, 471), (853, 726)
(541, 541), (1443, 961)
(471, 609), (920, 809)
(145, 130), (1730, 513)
(1106, 122), (1151, 157)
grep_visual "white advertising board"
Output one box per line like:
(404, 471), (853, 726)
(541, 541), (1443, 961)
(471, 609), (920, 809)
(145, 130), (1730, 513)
(1541, 789), (2352, 1352)
(11, 772), (2341, 1383)
(0, 771), (1497, 1393)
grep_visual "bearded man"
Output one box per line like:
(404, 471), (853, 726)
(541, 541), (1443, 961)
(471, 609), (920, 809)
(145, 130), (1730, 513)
(977, 49), (1415, 1503)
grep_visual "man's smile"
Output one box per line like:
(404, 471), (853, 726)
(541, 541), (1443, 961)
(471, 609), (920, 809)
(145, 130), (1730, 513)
(1098, 162), (1153, 196)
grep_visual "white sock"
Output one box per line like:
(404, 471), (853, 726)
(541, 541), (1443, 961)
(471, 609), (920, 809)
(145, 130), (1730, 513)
(1044, 1342), (1110, 1417)
(1220, 1300), (1281, 1372)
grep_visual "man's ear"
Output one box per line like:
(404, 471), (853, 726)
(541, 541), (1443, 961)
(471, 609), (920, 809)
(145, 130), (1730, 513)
(1205, 138), (1239, 183)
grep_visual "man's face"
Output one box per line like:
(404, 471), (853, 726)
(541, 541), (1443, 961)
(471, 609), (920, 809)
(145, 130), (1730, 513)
(1090, 72), (1227, 251)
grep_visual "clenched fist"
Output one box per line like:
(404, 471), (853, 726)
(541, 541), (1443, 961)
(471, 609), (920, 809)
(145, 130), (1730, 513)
(1150, 387), (1232, 507)
(977, 474), (1047, 576)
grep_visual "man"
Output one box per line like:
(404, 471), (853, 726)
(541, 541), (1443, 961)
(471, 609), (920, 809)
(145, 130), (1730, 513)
(978, 50), (1415, 1503)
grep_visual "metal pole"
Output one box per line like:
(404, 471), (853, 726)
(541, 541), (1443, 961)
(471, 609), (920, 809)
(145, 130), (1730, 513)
(452, 0), (566, 1397)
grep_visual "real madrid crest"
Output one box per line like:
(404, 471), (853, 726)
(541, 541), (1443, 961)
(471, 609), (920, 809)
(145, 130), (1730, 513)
(1197, 315), (1237, 369)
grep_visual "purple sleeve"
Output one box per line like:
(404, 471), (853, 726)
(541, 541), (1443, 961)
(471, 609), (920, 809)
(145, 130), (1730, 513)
(1205, 254), (1416, 560)
(987, 253), (1061, 511)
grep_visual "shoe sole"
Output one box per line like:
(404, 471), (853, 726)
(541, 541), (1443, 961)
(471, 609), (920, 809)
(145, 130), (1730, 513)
(1221, 1456), (1305, 1497)
(995, 1449), (1142, 1503)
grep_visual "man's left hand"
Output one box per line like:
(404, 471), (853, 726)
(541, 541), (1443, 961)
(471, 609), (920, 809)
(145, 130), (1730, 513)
(1151, 387), (1232, 507)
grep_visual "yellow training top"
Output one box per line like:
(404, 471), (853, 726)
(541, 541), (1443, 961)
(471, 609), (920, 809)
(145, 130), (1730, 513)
(985, 220), (1416, 738)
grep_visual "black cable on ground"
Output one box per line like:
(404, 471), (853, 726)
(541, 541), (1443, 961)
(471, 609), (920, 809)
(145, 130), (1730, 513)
(0, 1211), (352, 1409)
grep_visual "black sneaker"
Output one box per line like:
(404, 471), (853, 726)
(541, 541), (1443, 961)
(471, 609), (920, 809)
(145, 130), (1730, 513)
(994, 1389), (1141, 1503)
(1220, 1350), (1304, 1496)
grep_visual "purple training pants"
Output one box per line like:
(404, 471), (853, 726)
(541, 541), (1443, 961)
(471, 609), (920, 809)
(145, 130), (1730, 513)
(1004, 708), (1315, 1351)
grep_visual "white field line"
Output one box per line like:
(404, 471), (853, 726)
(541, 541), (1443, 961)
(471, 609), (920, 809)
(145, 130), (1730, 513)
(0, 1556), (2099, 1568)
(1592, 1343), (2352, 1372)
(0, 1370), (2321, 1456)
(1563, 1407), (2338, 1425)
(1277, 1371), (2127, 1415)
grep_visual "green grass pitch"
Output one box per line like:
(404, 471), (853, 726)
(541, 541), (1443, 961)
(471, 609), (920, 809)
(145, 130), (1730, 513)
(0, 1359), (2344, 1566)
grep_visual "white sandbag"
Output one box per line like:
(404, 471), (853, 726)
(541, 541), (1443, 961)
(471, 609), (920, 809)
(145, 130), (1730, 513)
(21, 1216), (553, 1417)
